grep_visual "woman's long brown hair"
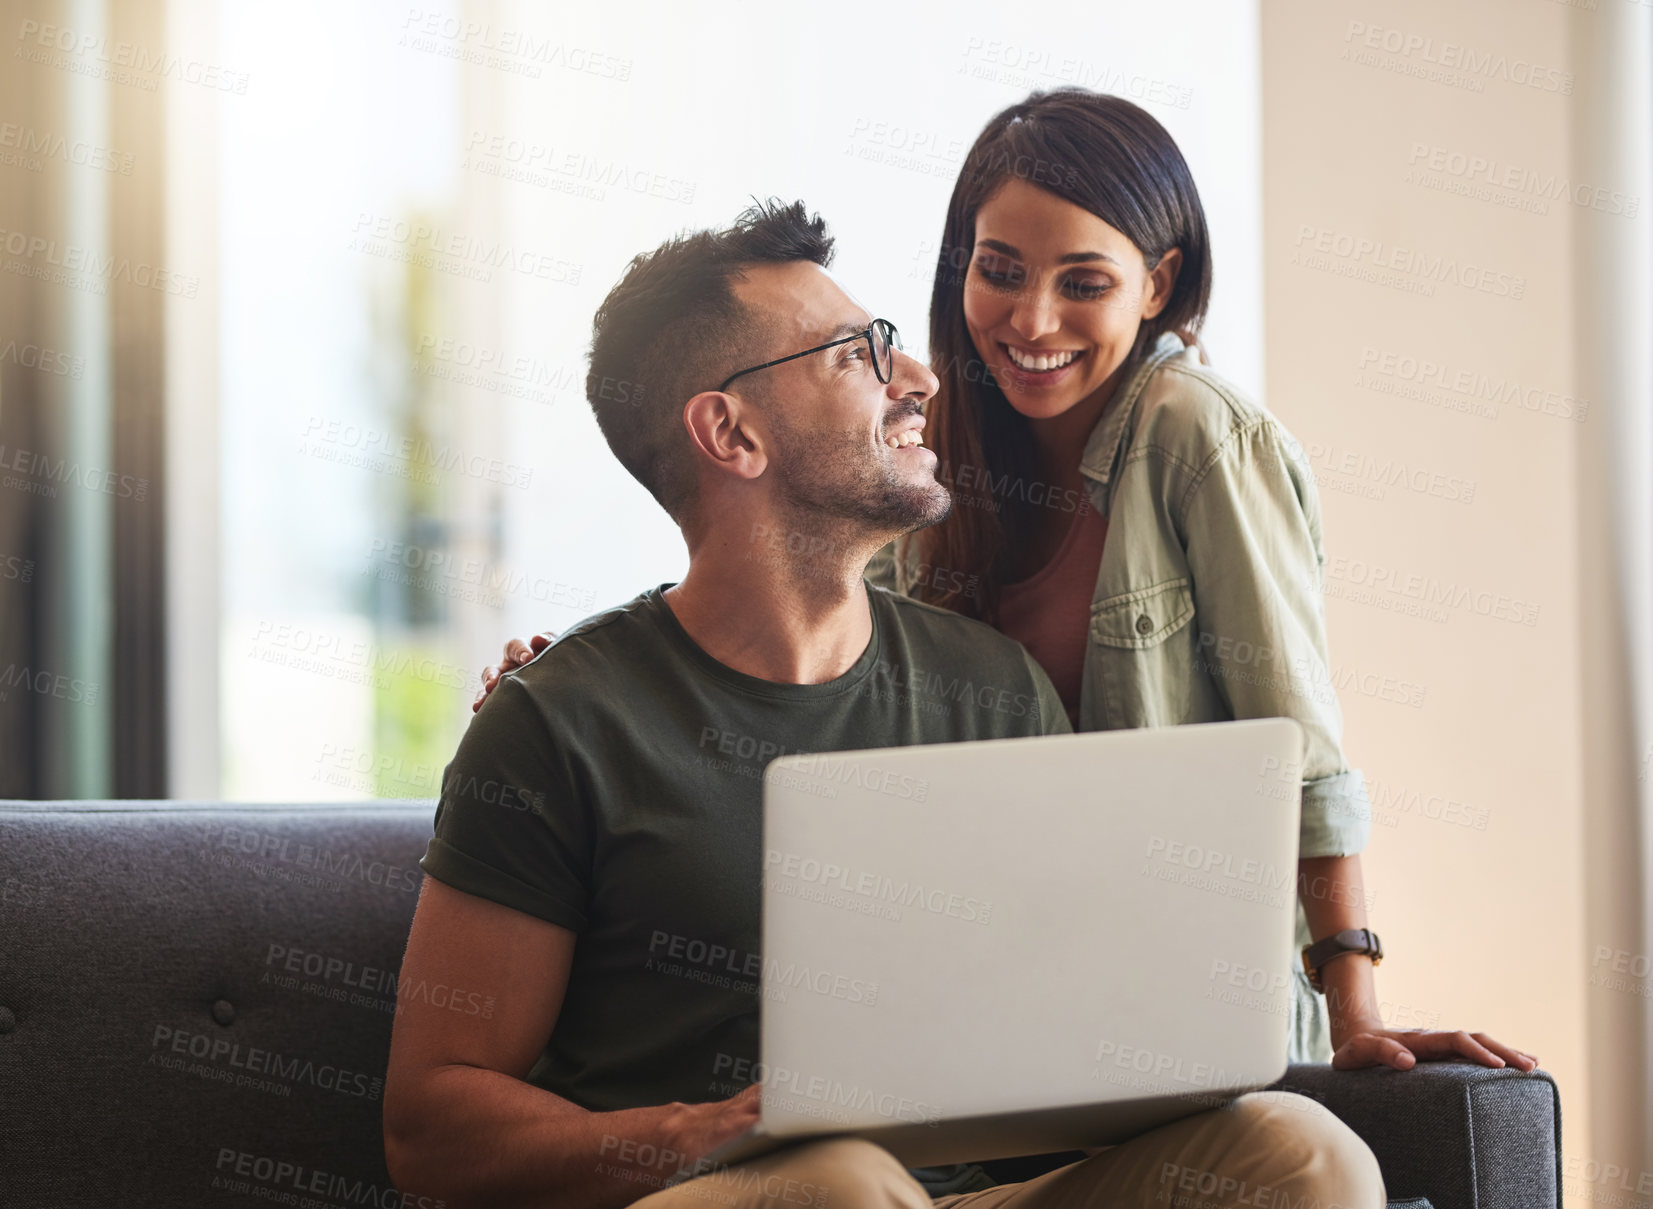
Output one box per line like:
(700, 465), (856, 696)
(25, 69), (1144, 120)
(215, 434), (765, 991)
(908, 89), (1214, 622)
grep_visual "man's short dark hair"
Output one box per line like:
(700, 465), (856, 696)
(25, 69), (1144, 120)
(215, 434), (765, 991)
(586, 198), (835, 521)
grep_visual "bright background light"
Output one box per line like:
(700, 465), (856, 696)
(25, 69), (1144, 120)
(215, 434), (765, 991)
(208, 0), (1263, 799)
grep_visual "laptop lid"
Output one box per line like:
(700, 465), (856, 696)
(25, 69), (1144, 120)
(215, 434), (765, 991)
(754, 718), (1305, 1139)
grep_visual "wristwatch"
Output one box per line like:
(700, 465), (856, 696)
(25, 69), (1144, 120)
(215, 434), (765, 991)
(1301, 928), (1383, 992)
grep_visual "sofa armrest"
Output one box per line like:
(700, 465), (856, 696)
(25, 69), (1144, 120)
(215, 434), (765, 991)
(1270, 1062), (1562, 1209)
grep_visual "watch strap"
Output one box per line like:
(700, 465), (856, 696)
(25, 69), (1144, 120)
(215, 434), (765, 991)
(1301, 927), (1383, 992)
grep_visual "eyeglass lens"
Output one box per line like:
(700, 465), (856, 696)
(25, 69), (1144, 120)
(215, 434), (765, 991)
(872, 320), (900, 383)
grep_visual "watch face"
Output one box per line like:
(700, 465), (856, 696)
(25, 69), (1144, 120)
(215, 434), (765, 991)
(1337, 928), (1366, 948)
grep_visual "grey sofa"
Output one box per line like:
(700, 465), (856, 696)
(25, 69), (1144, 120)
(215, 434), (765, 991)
(0, 800), (1563, 1208)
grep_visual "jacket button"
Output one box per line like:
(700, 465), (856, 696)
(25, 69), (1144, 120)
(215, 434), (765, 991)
(212, 1000), (236, 1026)
(0, 1006), (14, 1034)
(1135, 613), (1154, 636)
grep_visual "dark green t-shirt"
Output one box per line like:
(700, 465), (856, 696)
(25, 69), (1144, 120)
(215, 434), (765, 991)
(419, 583), (1070, 1196)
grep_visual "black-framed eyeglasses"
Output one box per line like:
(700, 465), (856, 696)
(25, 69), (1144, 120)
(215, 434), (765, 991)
(716, 318), (901, 393)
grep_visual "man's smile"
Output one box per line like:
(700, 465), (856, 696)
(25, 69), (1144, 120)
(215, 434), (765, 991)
(882, 413), (931, 455)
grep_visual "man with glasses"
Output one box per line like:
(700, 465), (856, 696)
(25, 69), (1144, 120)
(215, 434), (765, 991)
(383, 201), (1383, 1209)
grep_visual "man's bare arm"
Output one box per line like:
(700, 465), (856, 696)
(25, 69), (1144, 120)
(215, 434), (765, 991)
(383, 877), (760, 1208)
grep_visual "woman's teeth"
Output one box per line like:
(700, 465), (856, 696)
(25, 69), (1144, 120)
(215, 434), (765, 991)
(1005, 346), (1080, 372)
(885, 429), (925, 449)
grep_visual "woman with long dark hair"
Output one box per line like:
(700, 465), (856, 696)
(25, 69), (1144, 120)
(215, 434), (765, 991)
(878, 88), (1528, 1070)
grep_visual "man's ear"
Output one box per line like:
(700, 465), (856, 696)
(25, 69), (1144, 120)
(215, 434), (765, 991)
(682, 390), (768, 482)
(1141, 247), (1183, 322)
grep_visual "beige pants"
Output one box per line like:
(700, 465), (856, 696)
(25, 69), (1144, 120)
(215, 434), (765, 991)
(631, 1092), (1385, 1209)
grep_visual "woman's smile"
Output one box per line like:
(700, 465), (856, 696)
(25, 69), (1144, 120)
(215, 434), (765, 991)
(998, 342), (1089, 389)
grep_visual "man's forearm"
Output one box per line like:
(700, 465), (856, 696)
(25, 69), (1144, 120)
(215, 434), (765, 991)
(387, 1064), (686, 1209)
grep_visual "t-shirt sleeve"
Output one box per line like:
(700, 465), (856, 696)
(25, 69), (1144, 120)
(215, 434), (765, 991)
(1021, 650), (1074, 735)
(419, 674), (593, 932)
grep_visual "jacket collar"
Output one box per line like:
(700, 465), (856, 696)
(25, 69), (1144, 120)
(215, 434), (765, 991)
(1078, 331), (1189, 499)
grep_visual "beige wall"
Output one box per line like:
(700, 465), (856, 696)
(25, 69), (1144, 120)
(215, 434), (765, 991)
(1261, 0), (1648, 1185)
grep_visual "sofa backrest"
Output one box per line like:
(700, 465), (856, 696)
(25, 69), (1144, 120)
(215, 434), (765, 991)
(0, 799), (437, 1208)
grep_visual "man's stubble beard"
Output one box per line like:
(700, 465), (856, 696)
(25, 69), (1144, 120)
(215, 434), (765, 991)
(769, 411), (953, 540)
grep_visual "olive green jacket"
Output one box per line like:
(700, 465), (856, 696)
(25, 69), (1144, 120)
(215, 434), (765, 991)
(868, 331), (1373, 1063)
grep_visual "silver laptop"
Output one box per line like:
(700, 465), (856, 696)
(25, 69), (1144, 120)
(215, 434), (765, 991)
(703, 717), (1305, 1171)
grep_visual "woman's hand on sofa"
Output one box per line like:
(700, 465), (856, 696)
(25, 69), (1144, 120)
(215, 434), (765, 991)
(473, 631), (557, 712)
(1330, 1025), (1539, 1072)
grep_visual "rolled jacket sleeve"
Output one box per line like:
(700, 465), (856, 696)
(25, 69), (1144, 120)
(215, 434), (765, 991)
(1178, 419), (1372, 859)
(1301, 768), (1372, 857)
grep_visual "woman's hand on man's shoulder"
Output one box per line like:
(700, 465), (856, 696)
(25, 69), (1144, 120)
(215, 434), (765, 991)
(473, 632), (557, 713)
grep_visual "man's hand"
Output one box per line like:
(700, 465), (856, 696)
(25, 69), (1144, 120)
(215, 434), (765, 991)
(473, 631), (557, 712)
(1330, 1025), (1539, 1072)
(658, 1084), (763, 1170)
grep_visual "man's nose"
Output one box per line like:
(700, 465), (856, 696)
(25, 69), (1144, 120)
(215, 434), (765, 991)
(889, 348), (938, 402)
